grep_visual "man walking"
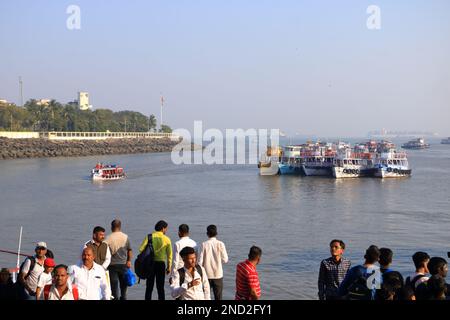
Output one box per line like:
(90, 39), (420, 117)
(83, 226), (111, 270)
(235, 246), (262, 300)
(139, 220), (172, 300)
(18, 241), (48, 299)
(69, 247), (111, 300)
(318, 239), (351, 300)
(43, 265), (78, 300)
(105, 219), (132, 300)
(170, 246), (210, 300)
(198, 224), (229, 300)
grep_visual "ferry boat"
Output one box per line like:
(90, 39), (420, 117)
(373, 144), (411, 178)
(278, 145), (304, 175)
(91, 163), (126, 181)
(301, 144), (336, 176)
(332, 144), (376, 179)
(258, 147), (282, 176)
(401, 138), (430, 149)
(441, 137), (450, 144)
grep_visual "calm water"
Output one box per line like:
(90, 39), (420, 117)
(1, 141), (449, 299)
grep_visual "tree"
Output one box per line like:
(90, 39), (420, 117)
(160, 124), (172, 133)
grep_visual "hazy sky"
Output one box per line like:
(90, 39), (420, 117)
(1, 0), (449, 137)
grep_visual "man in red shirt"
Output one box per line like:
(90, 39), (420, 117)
(235, 246), (262, 300)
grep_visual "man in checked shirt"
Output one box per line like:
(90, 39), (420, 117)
(318, 239), (351, 300)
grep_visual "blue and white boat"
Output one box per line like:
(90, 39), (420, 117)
(373, 145), (411, 178)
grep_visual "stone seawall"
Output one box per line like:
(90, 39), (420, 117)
(0, 137), (183, 160)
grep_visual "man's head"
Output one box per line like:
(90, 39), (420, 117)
(428, 257), (448, 277)
(111, 219), (121, 232)
(92, 226), (106, 243)
(44, 258), (56, 273)
(155, 220), (168, 234)
(180, 246), (196, 269)
(412, 251), (430, 272)
(178, 224), (189, 238)
(329, 239), (345, 258)
(207, 225), (217, 238)
(82, 247), (95, 267)
(379, 248), (393, 268)
(364, 245), (380, 264)
(53, 264), (69, 288)
(0, 268), (10, 285)
(35, 242), (48, 259)
(248, 246), (262, 265)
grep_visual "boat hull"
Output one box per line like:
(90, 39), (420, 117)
(302, 165), (332, 176)
(258, 161), (280, 176)
(92, 174), (126, 181)
(279, 163), (304, 175)
(332, 167), (375, 178)
(374, 167), (411, 178)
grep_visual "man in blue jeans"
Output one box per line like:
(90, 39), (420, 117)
(106, 219), (132, 300)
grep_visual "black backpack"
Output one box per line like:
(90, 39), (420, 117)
(405, 274), (426, 293)
(18, 249), (54, 280)
(346, 267), (377, 300)
(176, 265), (204, 300)
(134, 234), (155, 280)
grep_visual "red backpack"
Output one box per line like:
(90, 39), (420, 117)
(43, 284), (79, 300)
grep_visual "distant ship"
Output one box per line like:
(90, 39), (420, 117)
(401, 138), (430, 150)
(441, 137), (450, 144)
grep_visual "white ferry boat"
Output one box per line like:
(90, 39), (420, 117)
(401, 138), (430, 149)
(91, 163), (126, 181)
(332, 145), (376, 179)
(373, 147), (411, 178)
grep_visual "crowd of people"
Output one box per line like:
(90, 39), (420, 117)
(318, 240), (449, 300)
(0, 219), (262, 301)
(1, 223), (449, 301)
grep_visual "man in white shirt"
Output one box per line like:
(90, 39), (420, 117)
(170, 246), (210, 300)
(198, 225), (228, 300)
(44, 264), (77, 300)
(172, 224), (197, 275)
(69, 247), (111, 300)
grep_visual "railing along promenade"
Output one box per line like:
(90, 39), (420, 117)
(0, 131), (179, 140)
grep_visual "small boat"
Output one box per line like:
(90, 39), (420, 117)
(441, 137), (450, 145)
(401, 138), (430, 149)
(258, 147), (282, 176)
(91, 163), (126, 181)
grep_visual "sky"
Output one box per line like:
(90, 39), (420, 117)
(0, 0), (449, 137)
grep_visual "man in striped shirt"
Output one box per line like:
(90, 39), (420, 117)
(235, 246), (262, 300)
(318, 239), (351, 300)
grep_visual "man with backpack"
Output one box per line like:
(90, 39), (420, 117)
(170, 246), (210, 300)
(338, 245), (381, 300)
(18, 242), (49, 299)
(404, 251), (430, 295)
(138, 220), (173, 300)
